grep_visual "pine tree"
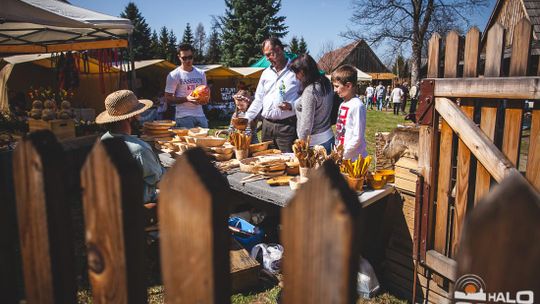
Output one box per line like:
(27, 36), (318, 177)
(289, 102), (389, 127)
(158, 26), (170, 60)
(219, 0), (288, 66)
(206, 22), (222, 64)
(194, 23), (207, 63)
(120, 2), (152, 60)
(288, 36), (299, 55)
(167, 29), (179, 64)
(298, 37), (308, 54)
(149, 30), (160, 59)
(181, 23), (195, 46)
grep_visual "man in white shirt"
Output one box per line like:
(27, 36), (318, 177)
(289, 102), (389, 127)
(244, 37), (300, 152)
(164, 43), (208, 128)
(391, 85), (404, 115)
(365, 83), (374, 110)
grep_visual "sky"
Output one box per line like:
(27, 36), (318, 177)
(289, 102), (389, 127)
(70, 0), (496, 63)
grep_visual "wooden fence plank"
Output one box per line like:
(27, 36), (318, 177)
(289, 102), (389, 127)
(159, 148), (231, 304)
(463, 27), (480, 77)
(457, 172), (540, 296)
(444, 31), (460, 78)
(282, 161), (361, 304)
(81, 138), (147, 304)
(509, 18), (532, 77)
(434, 121), (453, 256)
(472, 22), (505, 204)
(452, 105), (474, 258)
(0, 150), (20, 303)
(527, 110), (540, 191)
(435, 98), (519, 183)
(474, 106), (498, 203)
(425, 250), (457, 282)
(501, 18), (531, 167)
(12, 131), (76, 304)
(484, 23), (505, 77)
(427, 33), (441, 78)
(432, 77), (540, 99)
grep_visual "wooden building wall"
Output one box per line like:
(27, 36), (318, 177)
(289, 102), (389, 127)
(496, 0), (529, 47)
(342, 40), (389, 73)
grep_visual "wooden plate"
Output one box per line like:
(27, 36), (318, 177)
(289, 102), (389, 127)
(249, 141), (272, 153)
(267, 175), (293, 186)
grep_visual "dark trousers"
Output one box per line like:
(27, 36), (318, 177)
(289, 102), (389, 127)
(401, 99), (408, 113)
(262, 117), (297, 152)
(393, 103), (401, 115)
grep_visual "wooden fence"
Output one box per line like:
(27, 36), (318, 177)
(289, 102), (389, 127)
(2, 130), (365, 303)
(414, 18), (540, 302)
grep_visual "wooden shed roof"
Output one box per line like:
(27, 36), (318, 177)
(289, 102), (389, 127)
(317, 40), (389, 73)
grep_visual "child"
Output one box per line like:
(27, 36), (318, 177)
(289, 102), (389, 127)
(229, 90), (259, 143)
(331, 65), (367, 161)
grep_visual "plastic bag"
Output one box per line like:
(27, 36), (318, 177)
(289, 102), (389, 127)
(358, 256), (380, 299)
(250, 243), (283, 274)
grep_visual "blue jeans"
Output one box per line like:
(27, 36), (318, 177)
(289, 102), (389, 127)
(317, 137), (335, 155)
(377, 96), (384, 111)
(175, 116), (208, 128)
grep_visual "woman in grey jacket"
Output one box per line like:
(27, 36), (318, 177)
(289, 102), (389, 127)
(290, 54), (335, 153)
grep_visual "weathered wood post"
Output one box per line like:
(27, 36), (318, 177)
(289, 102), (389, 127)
(281, 161), (362, 304)
(81, 137), (147, 304)
(12, 130), (76, 304)
(159, 148), (231, 304)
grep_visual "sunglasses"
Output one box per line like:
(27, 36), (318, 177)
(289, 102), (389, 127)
(180, 55), (193, 61)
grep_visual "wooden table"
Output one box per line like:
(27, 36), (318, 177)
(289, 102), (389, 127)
(226, 169), (396, 208)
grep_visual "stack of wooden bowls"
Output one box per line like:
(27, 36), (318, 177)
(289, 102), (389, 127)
(143, 120), (176, 141)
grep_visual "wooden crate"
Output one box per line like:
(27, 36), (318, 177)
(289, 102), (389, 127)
(230, 238), (260, 292)
(28, 119), (76, 140)
(394, 156), (418, 194)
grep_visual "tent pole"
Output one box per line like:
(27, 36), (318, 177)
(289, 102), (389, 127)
(128, 34), (136, 92)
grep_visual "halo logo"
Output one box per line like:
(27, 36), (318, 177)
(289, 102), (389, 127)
(454, 274), (534, 304)
(454, 274), (487, 302)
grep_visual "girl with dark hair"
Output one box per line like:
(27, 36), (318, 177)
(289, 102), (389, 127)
(289, 54), (335, 153)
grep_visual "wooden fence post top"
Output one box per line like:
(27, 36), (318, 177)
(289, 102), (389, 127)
(457, 172), (540, 294)
(281, 161), (361, 304)
(81, 137), (146, 304)
(13, 130), (76, 304)
(159, 147), (231, 304)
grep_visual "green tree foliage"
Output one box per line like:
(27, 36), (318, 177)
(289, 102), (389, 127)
(288, 36), (299, 54)
(120, 2), (152, 60)
(206, 22), (222, 64)
(149, 30), (160, 59)
(168, 29), (179, 64)
(182, 23), (195, 46)
(194, 23), (207, 63)
(158, 26), (170, 60)
(298, 37), (308, 54)
(219, 0), (288, 66)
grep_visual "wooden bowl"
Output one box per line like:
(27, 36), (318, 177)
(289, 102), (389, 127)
(368, 173), (387, 190)
(232, 117), (248, 130)
(211, 151), (234, 161)
(204, 144), (234, 155)
(286, 161), (300, 175)
(144, 120), (176, 129)
(193, 136), (227, 148)
(188, 127), (209, 137)
(376, 169), (395, 183)
(239, 157), (260, 173)
(170, 128), (189, 136)
(249, 141), (271, 154)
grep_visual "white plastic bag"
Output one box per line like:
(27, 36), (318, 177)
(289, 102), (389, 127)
(250, 243), (283, 274)
(358, 256), (380, 299)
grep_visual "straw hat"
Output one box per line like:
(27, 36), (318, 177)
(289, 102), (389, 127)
(96, 90), (153, 124)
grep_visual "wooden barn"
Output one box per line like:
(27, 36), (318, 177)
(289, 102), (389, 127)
(317, 40), (395, 84)
(481, 0), (540, 74)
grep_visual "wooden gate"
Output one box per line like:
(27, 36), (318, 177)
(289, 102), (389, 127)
(414, 18), (540, 302)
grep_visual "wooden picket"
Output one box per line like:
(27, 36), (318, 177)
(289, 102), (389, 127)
(281, 161), (361, 304)
(12, 131), (76, 304)
(81, 137), (147, 304)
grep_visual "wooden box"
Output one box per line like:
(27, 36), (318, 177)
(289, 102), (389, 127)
(230, 238), (260, 292)
(394, 156), (418, 194)
(28, 119), (76, 140)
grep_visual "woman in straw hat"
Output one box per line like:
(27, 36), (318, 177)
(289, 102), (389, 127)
(96, 90), (164, 205)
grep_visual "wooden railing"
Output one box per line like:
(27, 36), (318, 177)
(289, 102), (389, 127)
(415, 17), (540, 293)
(3, 130), (363, 303)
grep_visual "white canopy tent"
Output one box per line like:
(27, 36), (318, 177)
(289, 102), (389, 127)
(0, 0), (133, 54)
(325, 67), (372, 83)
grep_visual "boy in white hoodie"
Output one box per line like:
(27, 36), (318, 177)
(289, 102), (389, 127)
(331, 65), (368, 161)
